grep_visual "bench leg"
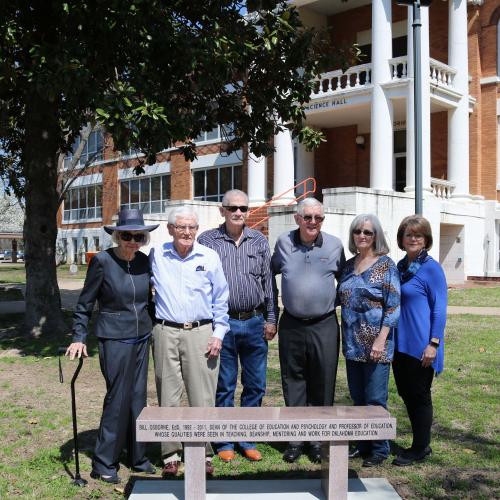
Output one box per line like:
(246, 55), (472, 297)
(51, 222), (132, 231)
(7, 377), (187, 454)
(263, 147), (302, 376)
(321, 441), (348, 500)
(183, 442), (206, 500)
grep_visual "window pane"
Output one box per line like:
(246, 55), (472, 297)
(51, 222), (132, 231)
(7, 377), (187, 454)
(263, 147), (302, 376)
(206, 127), (219, 141)
(220, 166), (232, 194)
(194, 171), (205, 198)
(63, 210), (70, 221)
(95, 185), (103, 206)
(233, 165), (242, 190)
(206, 169), (218, 197)
(120, 181), (130, 205)
(194, 132), (205, 143)
(140, 178), (150, 202)
(88, 186), (96, 207)
(130, 179), (140, 203)
(95, 131), (104, 160)
(70, 190), (78, 209)
(150, 201), (161, 213)
(79, 187), (86, 209)
(151, 177), (161, 200)
(87, 207), (95, 219)
(162, 175), (171, 200)
(88, 131), (96, 153)
(141, 202), (150, 214)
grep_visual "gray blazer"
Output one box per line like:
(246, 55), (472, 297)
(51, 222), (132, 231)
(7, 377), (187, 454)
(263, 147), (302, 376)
(72, 249), (152, 343)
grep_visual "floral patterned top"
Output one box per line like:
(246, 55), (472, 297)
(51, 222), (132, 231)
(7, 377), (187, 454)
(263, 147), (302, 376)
(338, 255), (400, 363)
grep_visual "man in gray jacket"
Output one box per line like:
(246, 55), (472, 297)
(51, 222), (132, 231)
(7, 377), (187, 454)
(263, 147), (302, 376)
(272, 198), (345, 464)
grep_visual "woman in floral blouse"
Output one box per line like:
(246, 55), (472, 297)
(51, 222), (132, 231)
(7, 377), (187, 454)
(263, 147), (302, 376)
(338, 214), (400, 467)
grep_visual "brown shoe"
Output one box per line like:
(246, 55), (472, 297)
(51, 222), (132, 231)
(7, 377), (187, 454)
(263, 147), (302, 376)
(162, 461), (180, 478)
(205, 460), (214, 476)
(217, 450), (236, 462)
(242, 449), (262, 461)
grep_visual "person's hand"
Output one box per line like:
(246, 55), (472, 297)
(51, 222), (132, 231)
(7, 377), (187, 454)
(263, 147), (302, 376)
(264, 323), (277, 341)
(370, 336), (386, 362)
(65, 342), (88, 360)
(421, 344), (437, 368)
(206, 337), (222, 359)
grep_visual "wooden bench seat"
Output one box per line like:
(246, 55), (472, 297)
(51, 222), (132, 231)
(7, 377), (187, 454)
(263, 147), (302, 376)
(137, 406), (396, 500)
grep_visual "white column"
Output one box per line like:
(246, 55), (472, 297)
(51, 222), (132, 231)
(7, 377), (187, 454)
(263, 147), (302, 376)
(370, 0), (394, 191)
(295, 141), (315, 197)
(448, 0), (470, 198)
(273, 127), (296, 203)
(247, 152), (267, 205)
(405, 6), (431, 194)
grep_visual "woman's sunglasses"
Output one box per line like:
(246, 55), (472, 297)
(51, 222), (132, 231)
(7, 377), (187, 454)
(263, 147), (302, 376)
(119, 232), (146, 242)
(353, 229), (374, 237)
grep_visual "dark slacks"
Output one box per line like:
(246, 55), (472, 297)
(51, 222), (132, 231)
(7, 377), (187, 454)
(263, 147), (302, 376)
(278, 311), (339, 446)
(92, 337), (150, 476)
(392, 351), (435, 451)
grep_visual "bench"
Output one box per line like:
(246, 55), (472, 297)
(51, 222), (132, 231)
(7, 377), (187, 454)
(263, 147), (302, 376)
(136, 406), (396, 500)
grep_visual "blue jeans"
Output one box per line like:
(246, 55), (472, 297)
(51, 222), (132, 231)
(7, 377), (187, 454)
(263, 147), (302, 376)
(346, 359), (390, 458)
(215, 314), (268, 452)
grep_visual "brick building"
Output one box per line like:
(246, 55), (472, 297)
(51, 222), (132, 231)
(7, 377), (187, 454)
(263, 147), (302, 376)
(57, 0), (500, 282)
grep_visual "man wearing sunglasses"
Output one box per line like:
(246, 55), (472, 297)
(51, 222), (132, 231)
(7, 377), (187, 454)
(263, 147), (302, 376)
(198, 190), (278, 464)
(272, 198), (345, 464)
(150, 206), (229, 478)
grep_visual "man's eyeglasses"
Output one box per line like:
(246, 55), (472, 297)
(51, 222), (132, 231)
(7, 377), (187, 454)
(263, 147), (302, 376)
(173, 224), (198, 232)
(299, 214), (325, 223)
(119, 232), (146, 243)
(223, 205), (249, 213)
(353, 229), (374, 237)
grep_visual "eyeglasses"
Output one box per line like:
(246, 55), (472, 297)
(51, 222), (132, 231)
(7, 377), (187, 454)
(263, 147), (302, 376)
(353, 229), (374, 237)
(299, 214), (325, 223)
(223, 205), (249, 213)
(119, 232), (146, 243)
(172, 224), (198, 232)
(404, 233), (424, 240)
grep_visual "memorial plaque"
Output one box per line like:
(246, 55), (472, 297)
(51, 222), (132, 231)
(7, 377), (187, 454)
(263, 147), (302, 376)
(136, 406), (396, 443)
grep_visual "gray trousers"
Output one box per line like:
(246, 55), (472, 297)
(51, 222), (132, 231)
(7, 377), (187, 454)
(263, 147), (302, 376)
(92, 337), (150, 476)
(152, 323), (219, 461)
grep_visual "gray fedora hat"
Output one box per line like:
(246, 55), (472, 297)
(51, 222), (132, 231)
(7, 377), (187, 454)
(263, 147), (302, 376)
(104, 209), (159, 234)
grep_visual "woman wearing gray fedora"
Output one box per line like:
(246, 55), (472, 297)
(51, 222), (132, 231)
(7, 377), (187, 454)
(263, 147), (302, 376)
(66, 209), (158, 484)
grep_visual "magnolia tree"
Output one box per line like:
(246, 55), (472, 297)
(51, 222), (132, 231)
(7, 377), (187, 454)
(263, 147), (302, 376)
(0, 1), (347, 335)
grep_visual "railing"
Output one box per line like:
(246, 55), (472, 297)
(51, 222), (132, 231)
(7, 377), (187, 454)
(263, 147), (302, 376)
(431, 177), (456, 199)
(248, 177), (317, 230)
(389, 56), (408, 80)
(311, 64), (372, 98)
(429, 58), (456, 88)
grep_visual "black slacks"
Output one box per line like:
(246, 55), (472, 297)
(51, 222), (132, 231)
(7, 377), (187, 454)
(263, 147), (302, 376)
(392, 351), (435, 450)
(278, 311), (339, 446)
(92, 337), (150, 476)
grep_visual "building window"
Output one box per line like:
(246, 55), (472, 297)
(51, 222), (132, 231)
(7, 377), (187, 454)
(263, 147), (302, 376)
(193, 165), (242, 202)
(120, 174), (171, 214)
(64, 130), (104, 168)
(194, 125), (234, 144)
(63, 185), (103, 222)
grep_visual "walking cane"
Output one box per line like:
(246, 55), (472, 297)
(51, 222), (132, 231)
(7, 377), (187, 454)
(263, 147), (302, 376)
(59, 347), (88, 487)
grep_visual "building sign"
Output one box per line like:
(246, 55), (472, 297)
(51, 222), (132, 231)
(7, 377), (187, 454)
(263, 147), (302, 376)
(304, 98), (348, 112)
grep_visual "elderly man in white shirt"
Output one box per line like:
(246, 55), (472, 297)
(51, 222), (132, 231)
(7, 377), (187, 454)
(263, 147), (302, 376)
(150, 206), (229, 478)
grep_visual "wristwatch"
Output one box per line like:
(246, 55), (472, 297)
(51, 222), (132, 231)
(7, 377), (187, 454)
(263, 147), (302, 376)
(429, 338), (440, 348)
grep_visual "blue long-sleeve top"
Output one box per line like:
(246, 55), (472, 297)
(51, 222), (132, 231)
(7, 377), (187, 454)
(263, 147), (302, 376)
(395, 257), (447, 374)
(338, 255), (400, 363)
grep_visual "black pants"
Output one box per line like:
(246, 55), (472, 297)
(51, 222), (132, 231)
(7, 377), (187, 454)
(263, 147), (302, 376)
(278, 311), (339, 446)
(392, 351), (435, 451)
(92, 338), (150, 476)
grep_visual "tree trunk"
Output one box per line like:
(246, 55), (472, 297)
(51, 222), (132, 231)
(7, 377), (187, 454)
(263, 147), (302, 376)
(22, 92), (65, 336)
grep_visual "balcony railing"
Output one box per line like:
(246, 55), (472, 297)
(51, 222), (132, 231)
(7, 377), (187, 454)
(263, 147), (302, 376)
(311, 64), (372, 98)
(431, 177), (456, 199)
(310, 57), (457, 102)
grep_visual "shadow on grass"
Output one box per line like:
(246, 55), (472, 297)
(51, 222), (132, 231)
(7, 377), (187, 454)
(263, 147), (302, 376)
(0, 312), (99, 358)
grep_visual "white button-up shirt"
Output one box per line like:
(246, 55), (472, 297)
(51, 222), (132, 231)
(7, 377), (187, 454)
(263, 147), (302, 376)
(150, 241), (229, 340)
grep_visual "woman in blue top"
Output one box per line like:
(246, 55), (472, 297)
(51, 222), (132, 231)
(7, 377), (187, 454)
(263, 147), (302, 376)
(392, 215), (447, 466)
(338, 214), (400, 467)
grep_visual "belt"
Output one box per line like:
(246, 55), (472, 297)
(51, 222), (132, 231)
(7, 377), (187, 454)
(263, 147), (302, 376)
(284, 309), (336, 325)
(155, 318), (212, 330)
(228, 307), (265, 321)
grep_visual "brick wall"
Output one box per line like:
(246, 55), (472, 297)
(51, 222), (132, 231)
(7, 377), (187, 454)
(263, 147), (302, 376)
(431, 112), (448, 180)
(170, 151), (191, 200)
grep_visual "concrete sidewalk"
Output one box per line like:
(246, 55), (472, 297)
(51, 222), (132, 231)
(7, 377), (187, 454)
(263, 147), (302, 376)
(447, 306), (500, 316)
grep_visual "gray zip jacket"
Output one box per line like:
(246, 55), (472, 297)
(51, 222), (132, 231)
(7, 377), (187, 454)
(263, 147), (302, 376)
(72, 249), (152, 343)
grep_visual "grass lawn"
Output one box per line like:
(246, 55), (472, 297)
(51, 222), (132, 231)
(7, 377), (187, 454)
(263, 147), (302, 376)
(0, 263), (88, 285)
(0, 313), (498, 499)
(448, 287), (500, 307)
